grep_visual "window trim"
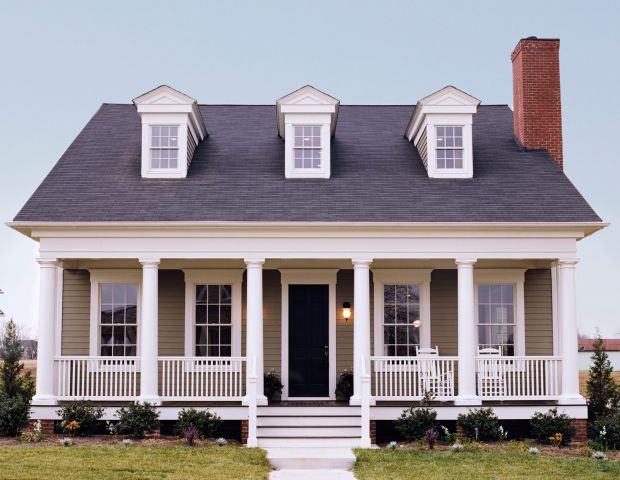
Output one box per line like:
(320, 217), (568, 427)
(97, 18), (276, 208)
(473, 269), (526, 357)
(283, 114), (332, 179)
(88, 270), (142, 368)
(140, 116), (189, 179)
(183, 270), (243, 358)
(372, 269), (433, 358)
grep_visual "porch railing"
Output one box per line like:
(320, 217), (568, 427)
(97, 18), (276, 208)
(476, 356), (562, 399)
(159, 357), (246, 400)
(55, 356), (140, 400)
(371, 356), (458, 400)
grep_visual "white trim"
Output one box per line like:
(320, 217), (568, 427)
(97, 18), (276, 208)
(550, 263), (560, 355)
(371, 269), (433, 357)
(182, 269), (244, 358)
(54, 264), (64, 355)
(473, 269), (526, 356)
(88, 269), (142, 358)
(279, 269), (338, 400)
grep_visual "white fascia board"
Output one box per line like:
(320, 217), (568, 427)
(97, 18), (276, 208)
(136, 104), (193, 114)
(280, 104), (336, 114)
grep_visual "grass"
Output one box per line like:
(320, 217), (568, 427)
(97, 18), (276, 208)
(0, 445), (270, 480)
(354, 449), (620, 480)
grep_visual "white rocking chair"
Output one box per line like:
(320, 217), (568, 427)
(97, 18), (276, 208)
(477, 347), (506, 397)
(415, 346), (453, 398)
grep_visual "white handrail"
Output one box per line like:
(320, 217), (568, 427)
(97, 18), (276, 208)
(371, 356), (458, 400)
(476, 356), (562, 399)
(159, 357), (246, 400)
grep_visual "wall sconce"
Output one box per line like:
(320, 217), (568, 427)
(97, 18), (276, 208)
(342, 302), (352, 321)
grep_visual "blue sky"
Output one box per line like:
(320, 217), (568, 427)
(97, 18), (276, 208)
(0, 0), (618, 338)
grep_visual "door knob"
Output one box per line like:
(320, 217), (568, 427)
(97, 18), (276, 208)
(324, 345), (329, 359)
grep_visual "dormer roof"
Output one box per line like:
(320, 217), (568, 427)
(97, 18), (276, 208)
(276, 85), (340, 138)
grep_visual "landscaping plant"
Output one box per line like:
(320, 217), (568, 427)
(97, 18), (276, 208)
(183, 424), (199, 446)
(264, 370), (283, 401)
(586, 336), (620, 421)
(0, 320), (34, 436)
(57, 400), (104, 436)
(175, 408), (222, 439)
(529, 408), (576, 446)
(335, 369), (354, 401)
(588, 413), (620, 450)
(456, 408), (500, 441)
(424, 428), (438, 450)
(116, 402), (159, 438)
(395, 393), (438, 441)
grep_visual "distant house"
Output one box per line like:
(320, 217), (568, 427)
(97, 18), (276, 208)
(21, 339), (37, 360)
(578, 339), (620, 370)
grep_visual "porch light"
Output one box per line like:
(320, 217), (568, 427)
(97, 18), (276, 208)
(412, 319), (421, 328)
(342, 302), (352, 321)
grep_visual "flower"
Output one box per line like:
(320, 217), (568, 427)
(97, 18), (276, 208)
(591, 451), (607, 460)
(441, 425), (449, 435)
(387, 441), (398, 451)
(599, 426), (607, 438)
(528, 447), (539, 456)
(451, 443), (464, 452)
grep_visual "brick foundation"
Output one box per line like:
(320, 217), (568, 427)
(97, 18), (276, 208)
(370, 420), (377, 445)
(28, 419), (55, 435)
(241, 420), (248, 445)
(572, 419), (588, 443)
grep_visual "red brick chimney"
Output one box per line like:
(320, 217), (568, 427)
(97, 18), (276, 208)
(511, 37), (563, 168)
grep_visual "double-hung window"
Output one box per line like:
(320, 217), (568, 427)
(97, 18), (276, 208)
(99, 284), (138, 357)
(293, 126), (321, 169)
(383, 284), (421, 356)
(150, 125), (179, 169)
(477, 284), (515, 356)
(194, 284), (232, 357)
(436, 126), (463, 169)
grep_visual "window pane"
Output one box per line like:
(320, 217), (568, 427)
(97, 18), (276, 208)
(384, 305), (395, 324)
(101, 326), (113, 346)
(395, 285), (407, 304)
(384, 285), (395, 304)
(220, 346), (231, 357)
(125, 326), (137, 345)
(396, 305), (408, 323)
(220, 326), (232, 345)
(101, 306), (113, 324)
(207, 305), (220, 324)
(408, 305), (420, 323)
(478, 285), (490, 303)
(384, 326), (395, 344)
(207, 285), (220, 303)
(125, 346), (137, 357)
(196, 345), (207, 357)
(408, 326), (419, 345)
(478, 304), (489, 324)
(102, 285), (113, 304)
(207, 326), (220, 345)
(220, 285), (232, 304)
(208, 345), (219, 356)
(196, 285), (208, 304)
(220, 305), (232, 324)
(195, 305), (207, 324)
(196, 326), (208, 344)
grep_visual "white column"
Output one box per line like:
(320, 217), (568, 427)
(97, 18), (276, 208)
(33, 259), (59, 405)
(455, 258), (481, 405)
(350, 258), (372, 406)
(557, 259), (586, 404)
(139, 259), (160, 404)
(244, 259), (267, 405)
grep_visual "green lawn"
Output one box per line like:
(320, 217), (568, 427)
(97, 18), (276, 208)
(0, 445), (270, 480)
(354, 449), (620, 480)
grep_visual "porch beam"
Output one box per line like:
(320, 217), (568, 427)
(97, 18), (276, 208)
(557, 258), (586, 404)
(350, 258), (373, 406)
(455, 258), (481, 405)
(32, 259), (59, 405)
(139, 258), (160, 404)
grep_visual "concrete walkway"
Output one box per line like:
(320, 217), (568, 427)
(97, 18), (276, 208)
(266, 447), (356, 480)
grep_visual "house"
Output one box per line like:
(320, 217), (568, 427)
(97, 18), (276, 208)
(578, 339), (620, 370)
(10, 37), (606, 447)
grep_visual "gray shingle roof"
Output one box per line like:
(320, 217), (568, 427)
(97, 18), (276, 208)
(14, 104), (601, 223)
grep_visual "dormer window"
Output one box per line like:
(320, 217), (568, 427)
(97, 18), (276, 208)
(133, 85), (207, 179)
(294, 126), (322, 169)
(405, 86), (479, 179)
(436, 126), (463, 169)
(276, 85), (339, 179)
(150, 126), (179, 169)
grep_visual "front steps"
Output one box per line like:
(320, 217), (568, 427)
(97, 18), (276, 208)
(257, 406), (362, 448)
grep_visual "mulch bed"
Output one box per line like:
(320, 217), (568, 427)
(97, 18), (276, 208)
(0, 434), (241, 448)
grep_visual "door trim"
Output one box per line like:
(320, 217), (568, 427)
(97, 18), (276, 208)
(280, 269), (338, 400)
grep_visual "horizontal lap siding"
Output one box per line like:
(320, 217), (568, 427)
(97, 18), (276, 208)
(158, 270), (185, 356)
(61, 269), (90, 355)
(336, 270), (354, 375)
(524, 269), (554, 355)
(430, 270), (458, 356)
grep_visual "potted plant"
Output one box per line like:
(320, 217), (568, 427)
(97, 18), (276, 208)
(335, 369), (354, 401)
(264, 370), (283, 402)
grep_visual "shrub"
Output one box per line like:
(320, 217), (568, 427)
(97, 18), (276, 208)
(529, 408), (576, 446)
(395, 404), (437, 441)
(1, 320), (35, 399)
(335, 369), (354, 401)
(20, 420), (44, 443)
(456, 408), (500, 441)
(425, 428), (438, 450)
(0, 393), (31, 436)
(586, 337), (620, 421)
(588, 413), (620, 450)
(57, 401), (104, 436)
(183, 424), (199, 446)
(116, 402), (159, 438)
(264, 370), (283, 401)
(175, 408), (222, 439)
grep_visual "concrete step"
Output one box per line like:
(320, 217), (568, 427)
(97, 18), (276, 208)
(258, 415), (361, 427)
(258, 426), (361, 437)
(266, 447), (356, 471)
(258, 406), (359, 416)
(258, 437), (362, 448)
(269, 469), (356, 480)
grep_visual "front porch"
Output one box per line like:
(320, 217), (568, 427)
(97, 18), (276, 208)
(32, 250), (586, 447)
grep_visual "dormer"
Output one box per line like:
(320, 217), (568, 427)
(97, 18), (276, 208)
(405, 86), (480, 179)
(133, 85), (207, 179)
(276, 85), (340, 179)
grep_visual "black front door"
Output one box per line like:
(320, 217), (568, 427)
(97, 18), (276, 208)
(288, 284), (329, 397)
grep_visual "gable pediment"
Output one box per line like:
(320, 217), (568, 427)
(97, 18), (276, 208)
(133, 85), (197, 106)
